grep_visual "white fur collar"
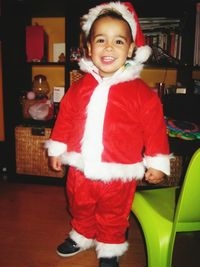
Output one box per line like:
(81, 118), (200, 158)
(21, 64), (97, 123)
(78, 58), (143, 85)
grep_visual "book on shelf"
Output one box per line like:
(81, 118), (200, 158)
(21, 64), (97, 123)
(177, 34), (182, 60)
(139, 17), (180, 24)
(139, 17), (181, 31)
(193, 3), (200, 66)
(144, 31), (182, 60)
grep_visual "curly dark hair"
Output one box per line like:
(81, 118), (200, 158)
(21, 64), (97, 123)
(87, 9), (133, 42)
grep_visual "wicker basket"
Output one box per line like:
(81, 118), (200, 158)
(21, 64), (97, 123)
(165, 155), (183, 186)
(137, 155), (183, 187)
(70, 70), (84, 85)
(15, 126), (65, 178)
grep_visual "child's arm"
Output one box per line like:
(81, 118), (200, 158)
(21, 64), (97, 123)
(45, 83), (77, 158)
(144, 167), (165, 184)
(139, 85), (170, 177)
(49, 156), (62, 171)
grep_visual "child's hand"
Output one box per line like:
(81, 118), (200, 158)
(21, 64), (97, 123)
(144, 167), (165, 184)
(49, 156), (62, 171)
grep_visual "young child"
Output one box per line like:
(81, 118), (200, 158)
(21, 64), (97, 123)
(45, 2), (170, 267)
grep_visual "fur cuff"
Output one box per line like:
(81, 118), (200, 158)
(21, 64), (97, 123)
(95, 241), (129, 258)
(69, 229), (95, 250)
(144, 154), (172, 176)
(44, 139), (67, 157)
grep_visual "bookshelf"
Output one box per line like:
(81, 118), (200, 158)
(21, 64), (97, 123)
(139, 17), (182, 61)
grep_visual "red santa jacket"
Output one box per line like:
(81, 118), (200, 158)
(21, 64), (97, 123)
(45, 59), (170, 182)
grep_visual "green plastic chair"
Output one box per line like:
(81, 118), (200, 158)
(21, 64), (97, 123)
(131, 148), (200, 267)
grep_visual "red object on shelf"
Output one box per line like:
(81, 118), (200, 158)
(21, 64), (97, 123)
(26, 25), (48, 62)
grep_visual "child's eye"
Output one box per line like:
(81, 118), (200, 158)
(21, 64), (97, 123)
(115, 39), (125, 45)
(95, 38), (105, 43)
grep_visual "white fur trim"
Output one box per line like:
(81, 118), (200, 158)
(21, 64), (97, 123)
(78, 58), (102, 83)
(69, 229), (95, 250)
(144, 154), (171, 176)
(82, 2), (137, 40)
(134, 45), (152, 63)
(60, 152), (145, 182)
(96, 240), (129, 258)
(81, 81), (109, 164)
(61, 151), (84, 168)
(83, 161), (145, 182)
(79, 58), (143, 83)
(44, 139), (67, 157)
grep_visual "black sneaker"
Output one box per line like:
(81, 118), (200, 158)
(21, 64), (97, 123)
(56, 237), (83, 257)
(99, 257), (119, 267)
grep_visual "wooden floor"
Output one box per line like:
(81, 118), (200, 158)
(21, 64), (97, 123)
(0, 179), (199, 267)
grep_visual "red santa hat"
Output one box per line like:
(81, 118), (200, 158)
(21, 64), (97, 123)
(81, 1), (151, 64)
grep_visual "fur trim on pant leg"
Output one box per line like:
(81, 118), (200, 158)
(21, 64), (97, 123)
(69, 229), (95, 250)
(95, 241), (129, 258)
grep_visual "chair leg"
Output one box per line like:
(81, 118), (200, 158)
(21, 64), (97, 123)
(133, 216), (172, 267)
(166, 234), (176, 267)
(145, 235), (172, 267)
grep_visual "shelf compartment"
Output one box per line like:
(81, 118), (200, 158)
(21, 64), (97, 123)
(32, 65), (65, 98)
(31, 17), (65, 63)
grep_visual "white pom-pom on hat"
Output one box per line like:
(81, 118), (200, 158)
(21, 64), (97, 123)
(134, 45), (152, 64)
(81, 1), (151, 63)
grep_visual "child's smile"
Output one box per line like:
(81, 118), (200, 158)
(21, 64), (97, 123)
(101, 56), (116, 64)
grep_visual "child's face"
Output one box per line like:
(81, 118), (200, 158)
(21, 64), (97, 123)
(87, 16), (135, 77)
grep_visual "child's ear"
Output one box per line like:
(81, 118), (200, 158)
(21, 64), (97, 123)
(128, 42), (136, 58)
(87, 42), (92, 56)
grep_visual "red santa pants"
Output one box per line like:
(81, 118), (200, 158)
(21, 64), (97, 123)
(66, 166), (137, 244)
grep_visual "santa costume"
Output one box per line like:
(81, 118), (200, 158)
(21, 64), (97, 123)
(45, 1), (170, 260)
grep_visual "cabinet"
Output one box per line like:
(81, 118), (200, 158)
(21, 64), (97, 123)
(1, 0), (199, 183)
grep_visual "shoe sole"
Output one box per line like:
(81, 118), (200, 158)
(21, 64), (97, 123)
(56, 248), (84, 257)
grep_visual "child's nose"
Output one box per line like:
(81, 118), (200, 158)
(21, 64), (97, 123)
(105, 43), (113, 51)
